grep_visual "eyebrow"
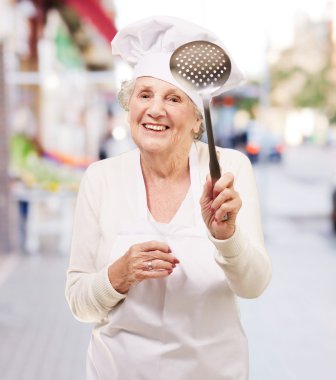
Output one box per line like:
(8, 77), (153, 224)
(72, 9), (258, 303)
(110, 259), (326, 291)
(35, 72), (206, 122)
(136, 85), (152, 91)
(136, 85), (185, 97)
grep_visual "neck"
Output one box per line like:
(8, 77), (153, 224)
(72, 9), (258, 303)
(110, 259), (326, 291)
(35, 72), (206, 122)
(140, 142), (192, 182)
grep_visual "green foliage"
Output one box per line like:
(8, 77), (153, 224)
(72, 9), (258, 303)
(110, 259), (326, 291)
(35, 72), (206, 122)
(236, 97), (259, 118)
(10, 133), (39, 172)
(271, 66), (300, 83)
(293, 66), (329, 109)
(55, 24), (84, 69)
(10, 133), (81, 191)
(330, 112), (336, 124)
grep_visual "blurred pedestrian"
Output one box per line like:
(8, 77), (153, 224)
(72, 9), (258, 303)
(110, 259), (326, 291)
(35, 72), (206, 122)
(66, 16), (271, 380)
(98, 130), (113, 160)
(9, 103), (41, 252)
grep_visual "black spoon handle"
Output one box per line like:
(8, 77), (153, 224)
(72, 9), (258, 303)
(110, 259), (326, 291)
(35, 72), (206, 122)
(203, 98), (221, 187)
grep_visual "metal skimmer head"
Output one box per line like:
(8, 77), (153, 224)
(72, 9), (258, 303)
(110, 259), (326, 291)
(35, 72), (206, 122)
(170, 40), (231, 96)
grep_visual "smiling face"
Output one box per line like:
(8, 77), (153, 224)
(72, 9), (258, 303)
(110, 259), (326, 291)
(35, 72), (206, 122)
(128, 77), (201, 157)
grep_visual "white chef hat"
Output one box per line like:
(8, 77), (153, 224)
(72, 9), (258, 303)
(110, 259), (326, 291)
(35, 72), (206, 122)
(111, 15), (245, 112)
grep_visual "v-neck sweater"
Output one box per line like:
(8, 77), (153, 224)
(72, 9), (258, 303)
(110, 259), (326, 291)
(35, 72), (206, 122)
(148, 187), (193, 225)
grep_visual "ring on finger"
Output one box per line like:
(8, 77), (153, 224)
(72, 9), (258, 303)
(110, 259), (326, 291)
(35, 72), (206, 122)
(221, 213), (228, 222)
(146, 261), (154, 271)
(219, 204), (228, 222)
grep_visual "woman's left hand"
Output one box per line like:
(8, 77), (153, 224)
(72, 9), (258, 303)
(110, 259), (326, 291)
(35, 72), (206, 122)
(200, 172), (242, 240)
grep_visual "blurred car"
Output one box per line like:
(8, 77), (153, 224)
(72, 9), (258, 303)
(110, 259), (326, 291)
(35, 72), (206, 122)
(245, 122), (283, 163)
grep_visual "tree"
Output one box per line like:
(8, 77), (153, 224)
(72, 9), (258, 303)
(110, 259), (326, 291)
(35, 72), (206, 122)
(270, 14), (336, 122)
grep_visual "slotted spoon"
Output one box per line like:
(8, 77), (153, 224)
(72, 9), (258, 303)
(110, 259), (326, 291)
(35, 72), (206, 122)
(170, 40), (231, 184)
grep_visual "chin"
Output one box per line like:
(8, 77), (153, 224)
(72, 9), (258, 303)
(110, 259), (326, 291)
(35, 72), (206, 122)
(139, 141), (170, 154)
(133, 133), (171, 153)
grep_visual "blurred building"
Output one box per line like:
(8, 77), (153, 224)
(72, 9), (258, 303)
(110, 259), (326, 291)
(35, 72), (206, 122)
(0, 42), (11, 253)
(268, 3), (336, 146)
(7, 0), (122, 165)
(0, 0), (134, 253)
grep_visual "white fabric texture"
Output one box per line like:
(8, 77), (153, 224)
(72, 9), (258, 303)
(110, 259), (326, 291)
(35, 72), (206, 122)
(85, 142), (250, 379)
(66, 141), (271, 378)
(111, 15), (246, 112)
(66, 141), (271, 323)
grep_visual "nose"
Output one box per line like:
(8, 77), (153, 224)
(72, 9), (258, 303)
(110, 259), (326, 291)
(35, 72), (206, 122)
(147, 96), (166, 118)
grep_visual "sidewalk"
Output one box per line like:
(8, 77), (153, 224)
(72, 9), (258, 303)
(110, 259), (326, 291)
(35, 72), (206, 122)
(0, 253), (91, 380)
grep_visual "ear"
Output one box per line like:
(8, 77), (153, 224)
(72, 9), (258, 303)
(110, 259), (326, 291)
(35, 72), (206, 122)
(192, 117), (202, 134)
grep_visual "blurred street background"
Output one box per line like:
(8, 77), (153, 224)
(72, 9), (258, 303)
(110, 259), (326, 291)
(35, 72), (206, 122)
(0, 1), (336, 379)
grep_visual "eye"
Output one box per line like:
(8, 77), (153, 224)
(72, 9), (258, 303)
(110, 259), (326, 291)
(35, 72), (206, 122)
(167, 95), (181, 103)
(138, 91), (151, 99)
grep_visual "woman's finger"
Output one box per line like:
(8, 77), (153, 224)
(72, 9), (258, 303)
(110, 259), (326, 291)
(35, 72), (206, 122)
(143, 259), (176, 272)
(128, 243), (179, 264)
(213, 172), (234, 197)
(138, 250), (179, 265)
(137, 240), (171, 253)
(132, 259), (175, 281)
(211, 188), (234, 211)
(215, 198), (242, 221)
(200, 174), (214, 204)
(141, 269), (174, 279)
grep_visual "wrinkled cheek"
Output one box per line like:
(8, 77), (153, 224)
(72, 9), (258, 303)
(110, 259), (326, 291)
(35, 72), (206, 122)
(170, 130), (180, 144)
(130, 124), (140, 141)
(171, 129), (194, 146)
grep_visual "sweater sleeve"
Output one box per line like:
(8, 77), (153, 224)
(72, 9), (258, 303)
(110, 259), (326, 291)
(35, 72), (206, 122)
(209, 153), (272, 299)
(65, 165), (126, 323)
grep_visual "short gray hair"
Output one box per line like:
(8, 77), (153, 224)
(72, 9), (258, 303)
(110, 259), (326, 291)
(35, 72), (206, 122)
(118, 79), (204, 140)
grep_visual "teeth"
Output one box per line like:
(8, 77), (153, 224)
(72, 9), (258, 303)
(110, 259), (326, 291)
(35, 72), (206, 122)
(144, 124), (167, 131)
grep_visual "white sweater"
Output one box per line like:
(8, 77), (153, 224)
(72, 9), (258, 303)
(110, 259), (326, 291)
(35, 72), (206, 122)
(65, 141), (272, 323)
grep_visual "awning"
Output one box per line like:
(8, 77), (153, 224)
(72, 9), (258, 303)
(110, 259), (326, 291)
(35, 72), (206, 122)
(61, 0), (117, 42)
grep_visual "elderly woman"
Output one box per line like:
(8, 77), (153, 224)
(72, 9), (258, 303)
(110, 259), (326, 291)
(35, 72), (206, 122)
(65, 16), (271, 380)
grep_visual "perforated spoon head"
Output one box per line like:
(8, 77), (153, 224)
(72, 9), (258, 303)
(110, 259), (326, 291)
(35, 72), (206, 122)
(170, 40), (231, 98)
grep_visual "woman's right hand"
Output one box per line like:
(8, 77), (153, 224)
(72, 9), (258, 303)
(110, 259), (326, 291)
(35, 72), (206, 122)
(108, 240), (179, 294)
